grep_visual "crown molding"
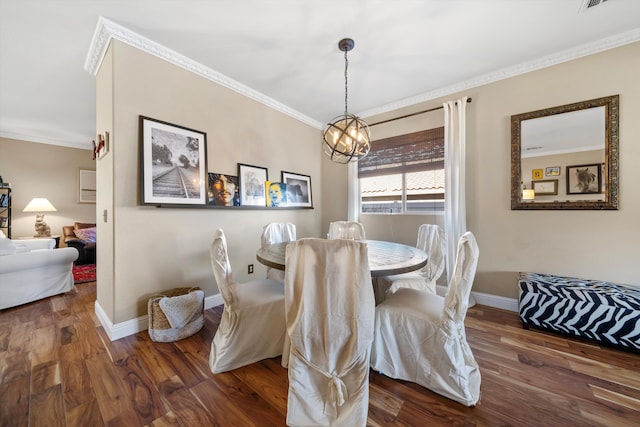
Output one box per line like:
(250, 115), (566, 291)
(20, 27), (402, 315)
(84, 17), (323, 129)
(0, 131), (92, 150)
(359, 27), (640, 119)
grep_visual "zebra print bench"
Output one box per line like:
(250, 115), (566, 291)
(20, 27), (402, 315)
(518, 272), (640, 352)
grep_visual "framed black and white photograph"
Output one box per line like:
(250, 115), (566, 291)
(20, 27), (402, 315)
(238, 163), (268, 206)
(140, 116), (207, 206)
(566, 163), (601, 195)
(281, 171), (313, 207)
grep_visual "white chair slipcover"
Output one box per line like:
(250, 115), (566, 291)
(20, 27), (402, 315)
(371, 231), (481, 407)
(209, 229), (286, 373)
(261, 222), (296, 282)
(379, 224), (446, 295)
(327, 221), (366, 240)
(284, 238), (375, 426)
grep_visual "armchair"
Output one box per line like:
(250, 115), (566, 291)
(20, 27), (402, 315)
(62, 222), (96, 265)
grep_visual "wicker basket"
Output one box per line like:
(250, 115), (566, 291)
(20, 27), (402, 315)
(148, 287), (204, 342)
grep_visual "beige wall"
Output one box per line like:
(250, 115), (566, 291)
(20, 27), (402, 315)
(328, 41), (639, 299)
(0, 137), (96, 240)
(100, 41), (322, 323)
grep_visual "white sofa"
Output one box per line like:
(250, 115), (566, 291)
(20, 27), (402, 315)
(0, 237), (79, 310)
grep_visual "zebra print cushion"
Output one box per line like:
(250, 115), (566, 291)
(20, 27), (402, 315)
(518, 272), (640, 351)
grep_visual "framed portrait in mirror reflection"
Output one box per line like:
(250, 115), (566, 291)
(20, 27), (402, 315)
(567, 163), (602, 195)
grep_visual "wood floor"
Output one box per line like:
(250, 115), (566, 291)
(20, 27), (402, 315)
(1, 281), (639, 427)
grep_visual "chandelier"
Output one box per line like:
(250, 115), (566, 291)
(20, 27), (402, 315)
(322, 38), (371, 164)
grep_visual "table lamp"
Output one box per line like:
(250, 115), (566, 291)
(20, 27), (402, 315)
(23, 198), (57, 237)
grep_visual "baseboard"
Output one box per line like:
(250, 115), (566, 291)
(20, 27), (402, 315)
(436, 285), (519, 312)
(95, 293), (225, 341)
(472, 291), (519, 312)
(95, 289), (516, 341)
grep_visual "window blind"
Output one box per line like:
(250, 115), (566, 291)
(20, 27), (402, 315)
(358, 127), (444, 178)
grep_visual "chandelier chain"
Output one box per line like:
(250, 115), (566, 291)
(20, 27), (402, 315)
(344, 49), (349, 116)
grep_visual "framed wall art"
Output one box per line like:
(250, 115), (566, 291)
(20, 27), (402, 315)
(79, 169), (96, 203)
(545, 166), (560, 176)
(238, 163), (268, 206)
(208, 173), (240, 206)
(532, 169), (543, 180)
(532, 179), (558, 196)
(265, 181), (287, 207)
(281, 171), (313, 208)
(139, 116), (207, 206)
(566, 163), (601, 195)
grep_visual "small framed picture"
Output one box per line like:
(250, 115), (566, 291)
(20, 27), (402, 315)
(139, 116), (207, 206)
(545, 166), (560, 176)
(567, 163), (602, 195)
(208, 173), (240, 206)
(265, 181), (287, 207)
(281, 171), (313, 208)
(238, 163), (268, 206)
(532, 179), (558, 196)
(532, 169), (543, 180)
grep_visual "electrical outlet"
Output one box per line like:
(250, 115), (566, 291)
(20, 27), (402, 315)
(248, 264), (254, 274)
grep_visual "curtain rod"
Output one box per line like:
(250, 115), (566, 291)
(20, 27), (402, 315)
(368, 97), (472, 127)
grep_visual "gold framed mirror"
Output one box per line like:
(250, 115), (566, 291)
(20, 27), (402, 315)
(511, 95), (619, 210)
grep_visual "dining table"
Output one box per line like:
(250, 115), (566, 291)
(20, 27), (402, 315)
(256, 239), (428, 277)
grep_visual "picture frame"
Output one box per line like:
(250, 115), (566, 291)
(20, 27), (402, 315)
(93, 132), (109, 160)
(265, 181), (287, 207)
(532, 169), (543, 180)
(545, 166), (560, 177)
(566, 163), (602, 195)
(238, 163), (268, 206)
(532, 179), (558, 196)
(281, 171), (313, 208)
(79, 169), (96, 203)
(208, 173), (240, 206)
(139, 116), (207, 206)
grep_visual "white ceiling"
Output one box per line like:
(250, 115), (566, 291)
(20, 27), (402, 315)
(1, 0), (639, 150)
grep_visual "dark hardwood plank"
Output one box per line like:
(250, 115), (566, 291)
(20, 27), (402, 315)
(59, 344), (95, 411)
(29, 384), (66, 427)
(113, 354), (167, 424)
(157, 376), (218, 426)
(0, 374), (30, 427)
(65, 399), (104, 427)
(84, 352), (132, 423)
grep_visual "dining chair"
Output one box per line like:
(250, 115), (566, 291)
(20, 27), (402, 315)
(284, 238), (375, 426)
(378, 224), (446, 296)
(260, 222), (296, 282)
(371, 231), (481, 407)
(208, 228), (286, 373)
(327, 221), (366, 240)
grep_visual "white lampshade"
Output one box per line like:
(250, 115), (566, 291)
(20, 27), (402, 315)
(23, 198), (57, 212)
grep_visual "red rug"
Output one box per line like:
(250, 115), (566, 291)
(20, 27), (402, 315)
(73, 264), (96, 284)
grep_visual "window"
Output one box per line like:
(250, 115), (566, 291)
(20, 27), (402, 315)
(358, 127), (444, 213)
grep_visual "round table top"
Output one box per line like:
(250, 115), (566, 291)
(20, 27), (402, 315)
(256, 239), (428, 277)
